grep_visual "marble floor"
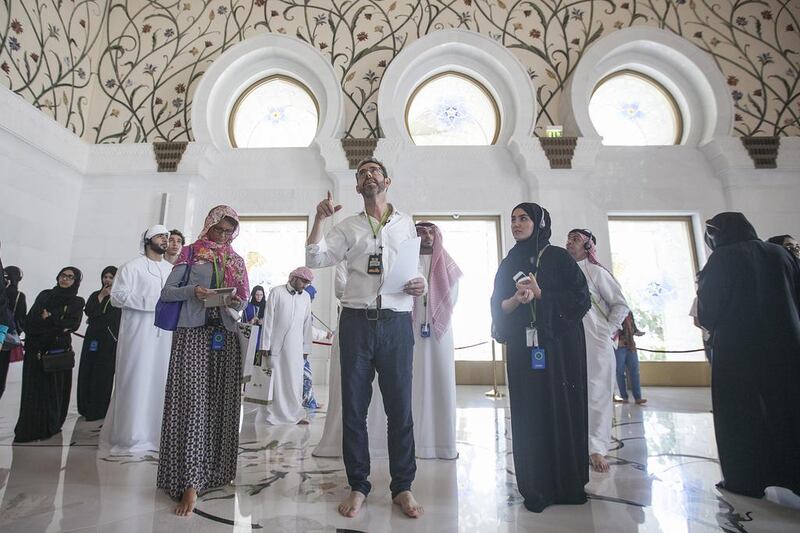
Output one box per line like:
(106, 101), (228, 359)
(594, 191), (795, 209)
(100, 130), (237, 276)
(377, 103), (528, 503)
(0, 370), (798, 532)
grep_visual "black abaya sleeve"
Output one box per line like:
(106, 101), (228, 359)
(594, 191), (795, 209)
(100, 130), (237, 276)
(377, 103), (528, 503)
(83, 291), (103, 320)
(13, 292), (27, 334)
(490, 259), (520, 344)
(25, 291), (50, 334)
(52, 297), (85, 333)
(543, 248), (591, 323)
(697, 250), (735, 335)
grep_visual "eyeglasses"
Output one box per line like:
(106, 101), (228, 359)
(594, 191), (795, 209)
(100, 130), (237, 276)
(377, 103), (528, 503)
(357, 166), (384, 179)
(785, 243), (800, 252)
(59, 273), (75, 280)
(209, 226), (235, 236)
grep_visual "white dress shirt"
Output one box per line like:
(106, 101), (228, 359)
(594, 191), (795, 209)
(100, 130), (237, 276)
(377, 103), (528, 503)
(306, 207), (425, 312)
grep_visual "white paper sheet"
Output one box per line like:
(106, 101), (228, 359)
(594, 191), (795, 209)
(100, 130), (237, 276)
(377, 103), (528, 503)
(380, 237), (421, 295)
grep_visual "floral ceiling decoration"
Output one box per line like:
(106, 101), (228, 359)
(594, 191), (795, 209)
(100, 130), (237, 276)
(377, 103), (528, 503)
(1, 0), (798, 143)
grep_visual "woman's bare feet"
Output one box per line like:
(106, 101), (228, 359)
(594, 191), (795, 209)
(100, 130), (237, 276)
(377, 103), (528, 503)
(393, 490), (424, 518)
(338, 490), (366, 517)
(590, 453), (610, 473)
(175, 487), (197, 516)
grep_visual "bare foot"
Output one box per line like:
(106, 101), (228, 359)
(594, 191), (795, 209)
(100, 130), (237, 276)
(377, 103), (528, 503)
(297, 418), (310, 425)
(393, 490), (424, 518)
(590, 453), (609, 473)
(175, 487), (197, 516)
(635, 398), (648, 405)
(338, 490), (366, 517)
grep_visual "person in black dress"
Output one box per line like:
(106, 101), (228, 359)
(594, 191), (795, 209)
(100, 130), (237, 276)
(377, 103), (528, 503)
(490, 202), (591, 513)
(77, 266), (121, 421)
(14, 266), (85, 443)
(698, 212), (800, 497)
(1, 265), (27, 399)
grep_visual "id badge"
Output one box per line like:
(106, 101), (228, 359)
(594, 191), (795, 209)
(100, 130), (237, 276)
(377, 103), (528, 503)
(420, 323), (431, 338)
(211, 329), (225, 351)
(367, 254), (383, 275)
(525, 327), (538, 348)
(89, 340), (99, 352)
(531, 347), (546, 370)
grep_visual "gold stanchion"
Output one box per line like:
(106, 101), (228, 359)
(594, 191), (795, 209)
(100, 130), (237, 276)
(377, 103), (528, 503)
(484, 339), (505, 398)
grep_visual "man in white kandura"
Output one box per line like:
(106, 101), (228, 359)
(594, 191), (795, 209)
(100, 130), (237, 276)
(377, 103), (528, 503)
(412, 222), (462, 459)
(257, 267), (314, 425)
(566, 229), (630, 473)
(100, 225), (173, 454)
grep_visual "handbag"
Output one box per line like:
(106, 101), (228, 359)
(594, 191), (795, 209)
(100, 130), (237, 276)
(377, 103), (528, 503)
(154, 248), (194, 331)
(39, 347), (75, 372)
(238, 323), (258, 384)
(1, 330), (21, 351)
(1, 294), (23, 351)
(9, 345), (24, 363)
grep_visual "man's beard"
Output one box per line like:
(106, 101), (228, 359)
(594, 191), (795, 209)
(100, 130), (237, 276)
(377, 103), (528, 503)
(148, 241), (167, 255)
(361, 178), (386, 198)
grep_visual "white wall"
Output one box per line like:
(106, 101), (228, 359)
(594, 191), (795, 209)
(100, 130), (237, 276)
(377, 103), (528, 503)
(2, 86), (800, 384)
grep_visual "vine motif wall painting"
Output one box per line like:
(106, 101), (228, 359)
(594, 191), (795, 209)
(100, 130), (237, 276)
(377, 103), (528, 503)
(1, 1), (798, 143)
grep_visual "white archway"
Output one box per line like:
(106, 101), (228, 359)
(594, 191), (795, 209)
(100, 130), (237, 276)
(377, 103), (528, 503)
(191, 34), (344, 150)
(377, 29), (537, 146)
(560, 26), (732, 145)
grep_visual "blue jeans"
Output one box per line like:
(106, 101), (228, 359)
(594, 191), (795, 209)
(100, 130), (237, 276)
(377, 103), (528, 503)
(339, 308), (416, 498)
(615, 347), (642, 401)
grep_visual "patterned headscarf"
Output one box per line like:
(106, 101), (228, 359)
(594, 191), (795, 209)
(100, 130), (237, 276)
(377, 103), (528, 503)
(175, 205), (249, 300)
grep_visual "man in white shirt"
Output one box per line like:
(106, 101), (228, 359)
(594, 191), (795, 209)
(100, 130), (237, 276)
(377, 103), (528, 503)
(100, 225), (173, 454)
(566, 229), (630, 473)
(258, 267), (314, 425)
(306, 158), (426, 519)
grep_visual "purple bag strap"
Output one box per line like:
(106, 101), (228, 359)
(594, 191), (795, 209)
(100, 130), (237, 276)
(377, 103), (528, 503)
(178, 246), (194, 288)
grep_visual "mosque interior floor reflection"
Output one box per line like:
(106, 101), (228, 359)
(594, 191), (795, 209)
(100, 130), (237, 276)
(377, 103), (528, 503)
(0, 379), (798, 532)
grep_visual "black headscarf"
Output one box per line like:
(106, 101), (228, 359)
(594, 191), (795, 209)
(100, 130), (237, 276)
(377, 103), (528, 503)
(705, 212), (758, 251)
(101, 265), (117, 283)
(4, 265), (22, 302)
(249, 285), (267, 319)
(46, 266), (83, 310)
(506, 202), (552, 275)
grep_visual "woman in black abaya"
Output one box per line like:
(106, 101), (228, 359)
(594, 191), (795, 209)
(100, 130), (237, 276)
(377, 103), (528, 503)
(77, 266), (121, 421)
(490, 203), (591, 513)
(698, 212), (800, 497)
(14, 266), (85, 443)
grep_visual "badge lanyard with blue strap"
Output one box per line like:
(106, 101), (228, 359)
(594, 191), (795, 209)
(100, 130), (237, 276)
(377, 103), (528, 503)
(527, 246), (548, 370)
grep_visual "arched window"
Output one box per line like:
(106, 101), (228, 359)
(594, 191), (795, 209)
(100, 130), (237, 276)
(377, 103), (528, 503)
(405, 72), (500, 146)
(589, 70), (683, 146)
(228, 75), (319, 148)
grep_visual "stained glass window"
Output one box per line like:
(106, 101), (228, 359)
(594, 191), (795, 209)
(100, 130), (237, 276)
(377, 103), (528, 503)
(229, 76), (318, 148)
(406, 72), (500, 146)
(608, 217), (704, 362)
(589, 71), (682, 146)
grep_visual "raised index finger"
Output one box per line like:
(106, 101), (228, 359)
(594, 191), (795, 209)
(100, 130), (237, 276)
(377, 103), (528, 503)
(327, 190), (333, 202)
